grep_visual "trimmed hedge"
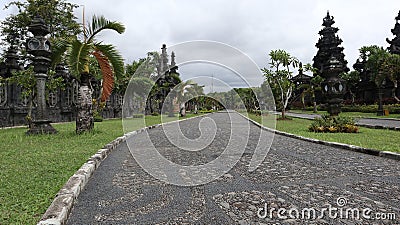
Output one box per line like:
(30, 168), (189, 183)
(293, 104), (400, 114)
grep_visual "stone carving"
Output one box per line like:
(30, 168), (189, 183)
(313, 11), (349, 75)
(313, 11), (348, 116)
(0, 82), (7, 107)
(26, 16), (58, 134)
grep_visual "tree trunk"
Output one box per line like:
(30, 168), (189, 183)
(392, 80), (400, 102)
(281, 109), (285, 120)
(301, 92), (306, 111)
(313, 101), (317, 113)
(76, 73), (94, 134)
(312, 92), (317, 113)
(180, 102), (186, 117)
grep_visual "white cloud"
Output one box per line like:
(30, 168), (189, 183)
(1, 0), (399, 91)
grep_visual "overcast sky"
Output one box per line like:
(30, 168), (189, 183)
(1, 0), (399, 92)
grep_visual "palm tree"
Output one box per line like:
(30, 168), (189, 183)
(175, 80), (195, 116)
(52, 15), (125, 133)
(130, 76), (154, 114)
(154, 72), (181, 116)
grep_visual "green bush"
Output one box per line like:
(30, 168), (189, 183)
(151, 112), (160, 116)
(198, 110), (213, 114)
(291, 105), (324, 112)
(341, 105), (377, 113)
(341, 104), (400, 114)
(308, 114), (358, 133)
(132, 114), (144, 118)
(247, 109), (261, 115)
(387, 104), (400, 114)
(93, 111), (103, 122)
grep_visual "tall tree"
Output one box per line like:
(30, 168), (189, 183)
(52, 15), (125, 133)
(1, 0), (80, 58)
(360, 45), (400, 102)
(262, 49), (299, 119)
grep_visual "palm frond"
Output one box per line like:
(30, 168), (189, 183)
(67, 38), (91, 78)
(51, 38), (70, 69)
(93, 50), (114, 102)
(94, 44), (125, 79)
(86, 15), (125, 43)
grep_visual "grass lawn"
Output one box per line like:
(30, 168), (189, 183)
(289, 109), (400, 119)
(0, 113), (199, 225)
(247, 114), (400, 153)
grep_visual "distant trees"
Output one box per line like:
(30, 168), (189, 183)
(356, 45), (400, 103)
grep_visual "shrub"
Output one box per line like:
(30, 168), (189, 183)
(132, 114), (144, 118)
(151, 112), (159, 116)
(198, 110), (213, 114)
(308, 114), (358, 133)
(93, 111), (103, 122)
(248, 109), (261, 115)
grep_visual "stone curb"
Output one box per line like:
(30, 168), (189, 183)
(362, 116), (400, 121)
(36, 113), (213, 225)
(238, 113), (400, 161)
(284, 113), (400, 131)
(37, 136), (125, 225)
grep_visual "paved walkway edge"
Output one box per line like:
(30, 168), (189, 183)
(36, 114), (211, 225)
(238, 113), (400, 161)
(284, 112), (400, 131)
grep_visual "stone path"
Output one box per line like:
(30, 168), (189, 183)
(66, 111), (400, 224)
(284, 112), (400, 130)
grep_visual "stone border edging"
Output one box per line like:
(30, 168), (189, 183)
(37, 113), (213, 225)
(37, 136), (125, 225)
(285, 112), (400, 131)
(238, 112), (400, 161)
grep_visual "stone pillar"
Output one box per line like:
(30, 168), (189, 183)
(26, 16), (57, 134)
(321, 56), (346, 116)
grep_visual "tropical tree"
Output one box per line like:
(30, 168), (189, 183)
(339, 70), (360, 105)
(52, 15), (125, 133)
(360, 45), (400, 102)
(293, 63), (323, 112)
(153, 72), (181, 116)
(262, 49), (299, 119)
(1, 0), (80, 58)
(234, 88), (259, 112)
(186, 83), (205, 113)
(175, 80), (206, 116)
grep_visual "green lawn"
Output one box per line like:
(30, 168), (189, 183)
(0, 113), (198, 225)
(289, 109), (400, 119)
(248, 114), (400, 153)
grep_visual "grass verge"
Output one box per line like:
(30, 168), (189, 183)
(0, 113), (198, 224)
(247, 114), (400, 153)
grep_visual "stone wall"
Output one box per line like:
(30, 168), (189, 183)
(0, 79), (123, 127)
